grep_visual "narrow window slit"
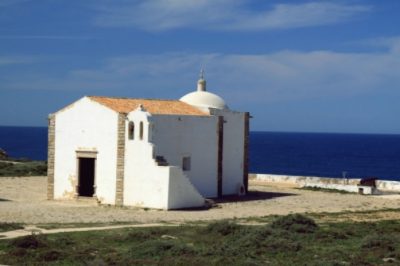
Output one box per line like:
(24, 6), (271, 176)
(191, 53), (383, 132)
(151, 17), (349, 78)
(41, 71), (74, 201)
(128, 122), (134, 140)
(139, 122), (144, 140)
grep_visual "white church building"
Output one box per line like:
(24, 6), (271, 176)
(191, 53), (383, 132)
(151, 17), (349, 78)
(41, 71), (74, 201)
(47, 74), (250, 209)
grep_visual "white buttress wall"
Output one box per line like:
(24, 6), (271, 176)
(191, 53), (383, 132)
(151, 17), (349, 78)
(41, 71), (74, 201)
(123, 109), (204, 209)
(212, 109), (246, 195)
(53, 97), (118, 204)
(167, 166), (205, 209)
(123, 139), (170, 209)
(150, 115), (219, 198)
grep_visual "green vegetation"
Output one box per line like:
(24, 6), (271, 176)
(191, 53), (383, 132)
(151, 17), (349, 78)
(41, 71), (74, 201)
(0, 223), (23, 233)
(0, 160), (47, 176)
(36, 221), (138, 230)
(1, 214), (400, 265)
(299, 186), (355, 194)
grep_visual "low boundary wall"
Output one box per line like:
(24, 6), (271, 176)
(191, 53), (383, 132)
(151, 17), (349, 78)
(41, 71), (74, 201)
(251, 173), (400, 193)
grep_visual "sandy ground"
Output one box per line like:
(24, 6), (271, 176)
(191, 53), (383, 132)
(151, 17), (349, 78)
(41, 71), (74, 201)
(1, 176), (400, 224)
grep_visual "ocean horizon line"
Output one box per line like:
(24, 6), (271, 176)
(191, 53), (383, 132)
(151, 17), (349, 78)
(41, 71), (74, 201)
(1, 125), (400, 136)
(1, 127), (400, 181)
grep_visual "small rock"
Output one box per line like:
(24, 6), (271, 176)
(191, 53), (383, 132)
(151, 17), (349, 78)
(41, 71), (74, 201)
(161, 234), (177, 240)
(0, 148), (8, 159)
(383, 257), (396, 263)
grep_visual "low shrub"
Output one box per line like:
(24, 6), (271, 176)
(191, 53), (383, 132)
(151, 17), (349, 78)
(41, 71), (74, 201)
(315, 228), (352, 241)
(132, 239), (195, 258)
(204, 220), (242, 236)
(0, 160), (47, 176)
(56, 236), (75, 247)
(124, 227), (169, 241)
(264, 237), (302, 252)
(8, 247), (27, 257)
(361, 234), (397, 252)
(10, 234), (48, 249)
(271, 214), (318, 233)
(0, 222), (23, 232)
(0, 162), (13, 169)
(40, 249), (64, 262)
(236, 227), (272, 249)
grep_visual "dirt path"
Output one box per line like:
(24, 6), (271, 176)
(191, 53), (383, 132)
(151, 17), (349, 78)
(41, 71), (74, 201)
(1, 176), (399, 224)
(0, 223), (180, 240)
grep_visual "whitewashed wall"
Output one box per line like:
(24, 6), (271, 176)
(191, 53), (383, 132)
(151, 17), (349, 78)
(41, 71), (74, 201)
(151, 115), (219, 198)
(376, 180), (400, 192)
(213, 109), (246, 195)
(123, 138), (170, 209)
(255, 174), (361, 187)
(254, 174), (400, 193)
(123, 109), (204, 209)
(53, 97), (118, 204)
(168, 166), (205, 209)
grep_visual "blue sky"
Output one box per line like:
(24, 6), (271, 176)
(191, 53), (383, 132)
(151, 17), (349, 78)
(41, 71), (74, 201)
(1, 0), (400, 133)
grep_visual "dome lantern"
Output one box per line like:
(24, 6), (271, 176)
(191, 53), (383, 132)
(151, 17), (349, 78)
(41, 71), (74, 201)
(197, 69), (206, 92)
(180, 70), (228, 112)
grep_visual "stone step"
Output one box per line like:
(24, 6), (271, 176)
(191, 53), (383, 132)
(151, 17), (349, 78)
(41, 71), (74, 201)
(75, 196), (99, 205)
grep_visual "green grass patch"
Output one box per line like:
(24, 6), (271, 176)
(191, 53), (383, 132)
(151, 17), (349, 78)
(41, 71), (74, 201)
(0, 160), (47, 176)
(299, 186), (355, 194)
(36, 221), (138, 230)
(308, 208), (400, 220)
(0, 223), (23, 232)
(1, 214), (400, 265)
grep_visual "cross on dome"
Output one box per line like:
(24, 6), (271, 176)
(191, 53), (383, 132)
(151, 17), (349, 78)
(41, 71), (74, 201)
(199, 68), (205, 80)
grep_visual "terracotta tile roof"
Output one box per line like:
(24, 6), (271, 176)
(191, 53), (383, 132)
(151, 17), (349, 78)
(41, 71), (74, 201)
(88, 96), (208, 116)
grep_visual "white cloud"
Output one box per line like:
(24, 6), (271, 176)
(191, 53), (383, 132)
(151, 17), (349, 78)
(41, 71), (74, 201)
(0, 35), (92, 40)
(3, 38), (400, 108)
(94, 0), (238, 30)
(366, 36), (400, 54)
(227, 2), (371, 30)
(0, 56), (36, 66)
(93, 1), (371, 31)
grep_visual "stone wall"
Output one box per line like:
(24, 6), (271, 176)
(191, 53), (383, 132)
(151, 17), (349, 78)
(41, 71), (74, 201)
(115, 113), (126, 206)
(47, 114), (55, 200)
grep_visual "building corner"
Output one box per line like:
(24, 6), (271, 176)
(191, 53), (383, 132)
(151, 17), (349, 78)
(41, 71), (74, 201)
(47, 114), (56, 200)
(243, 112), (250, 193)
(115, 113), (126, 206)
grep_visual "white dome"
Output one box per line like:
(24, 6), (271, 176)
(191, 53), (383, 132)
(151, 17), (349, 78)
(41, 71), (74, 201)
(180, 91), (228, 111)
(180, 71), (228, 112)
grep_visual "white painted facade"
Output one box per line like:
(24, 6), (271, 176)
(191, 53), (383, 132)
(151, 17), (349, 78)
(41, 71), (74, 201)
(53, 97), (118, 204)
(123, 108), (205, 209)
(151, 114), (219, 197)
(212, 109), (247, 195)
(49, 76), (249, 210)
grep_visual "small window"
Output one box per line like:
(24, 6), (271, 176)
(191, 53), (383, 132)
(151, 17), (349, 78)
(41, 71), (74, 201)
(182, 156), (191, 171)
(128, 122), (134, 140)
(139, 122), (144, 140)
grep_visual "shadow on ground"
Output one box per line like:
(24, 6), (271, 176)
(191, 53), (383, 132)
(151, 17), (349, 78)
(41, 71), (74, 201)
(177, 190), (297, 211)
(213, 190), (297, 204)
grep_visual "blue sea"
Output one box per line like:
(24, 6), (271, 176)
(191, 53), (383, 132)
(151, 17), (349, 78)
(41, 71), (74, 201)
(1, 126), (400, 181)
